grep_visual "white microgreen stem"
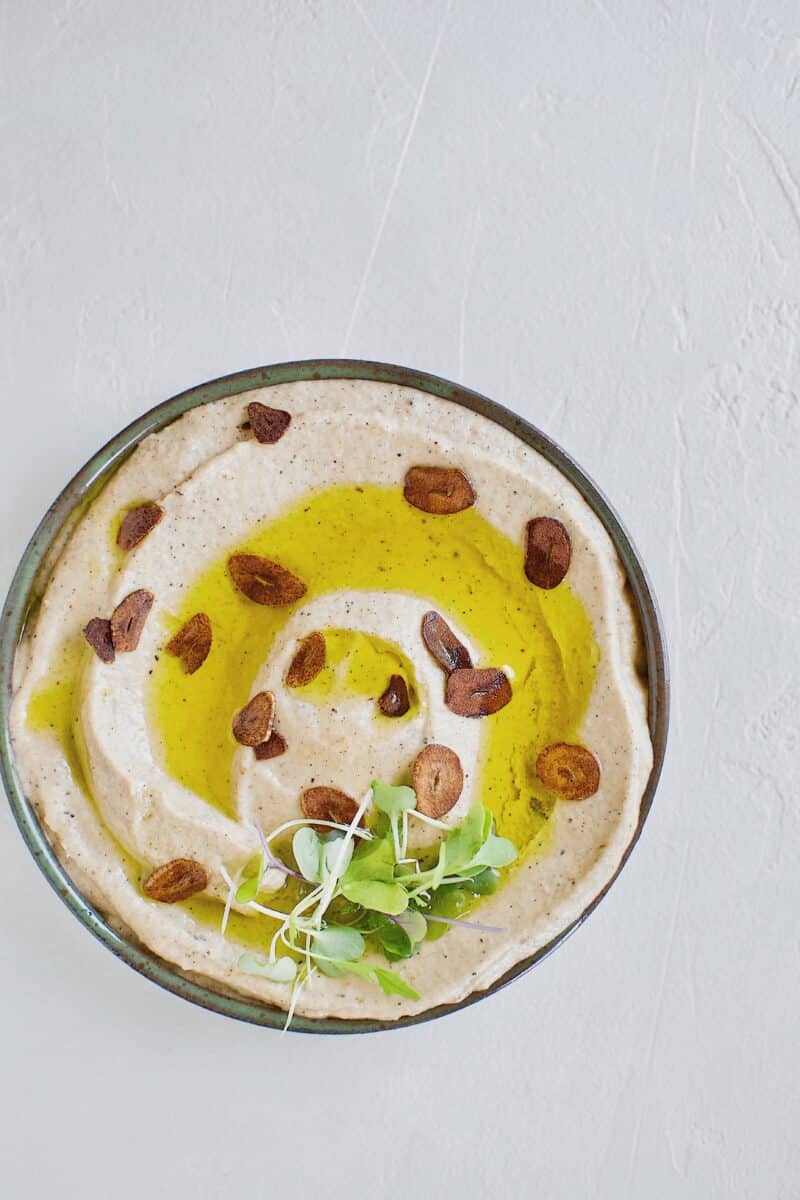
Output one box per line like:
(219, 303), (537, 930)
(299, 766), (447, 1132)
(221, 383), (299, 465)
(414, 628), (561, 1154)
(268, 885), (325, 959)
(219, 865), (241, 936)
(417, 913), (505, 933)
(279, 926), (296, 953)
(304, 951), (341, 967)
(265, 816), (373, 844)
(407, 871), (472, 899)
(312, 787), (373, 929)
(283, 964), (315, 1034)
(407, 809), (451, 831)
(246, 899), (298, 921)
(391, 817), (402, 863)
(401, 810), (409, 859)
(254, 823), (307, 882)
(276, 892), (326, 954)
(279, 924), (314, 956)
(289, 886), (325, 923)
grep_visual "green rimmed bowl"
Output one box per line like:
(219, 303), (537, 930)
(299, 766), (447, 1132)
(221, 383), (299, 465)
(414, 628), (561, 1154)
(0, 360), (669, 1034)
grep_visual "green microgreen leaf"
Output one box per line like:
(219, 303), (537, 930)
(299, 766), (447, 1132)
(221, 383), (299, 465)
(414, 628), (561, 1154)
(355, 908), (389, 933)
(423, 885), (470, 940)
(316, 959), (344, 978)
(311, 925), (365, 962)
(399, 910), (427, 945)
(371, 781), (417, 819)
(372, 967), (420, 999)
(235, 853), (265, 903)
(238, 953), (297, 983)
(235, 876), (259, 904)
(442, 804), (487, 872)
(341, 879), (409, 915)
(467, 834), (518, 869)
(293, 827), (323, 882)
(464, 867), (500, 895)
(322, 834), (353, 879)
(394, 862), (419, 878)
(376, 920), (412, 962)
(341, 834), (396, 886)
(372, 780), (417, 860)
(410, 850), (452, 894)
(323, 958), (420, 1001)
(324, 896), (363, 925)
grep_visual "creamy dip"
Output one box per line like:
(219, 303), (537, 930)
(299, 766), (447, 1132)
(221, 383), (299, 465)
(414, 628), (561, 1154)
(10, 379), (652, 1020)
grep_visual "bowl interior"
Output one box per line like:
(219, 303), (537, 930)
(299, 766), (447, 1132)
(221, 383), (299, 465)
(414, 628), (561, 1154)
(0, 360), (669, 1034)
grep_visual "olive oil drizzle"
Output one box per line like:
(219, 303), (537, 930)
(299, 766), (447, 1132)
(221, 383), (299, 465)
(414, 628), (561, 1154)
(28, 483), (599, 938)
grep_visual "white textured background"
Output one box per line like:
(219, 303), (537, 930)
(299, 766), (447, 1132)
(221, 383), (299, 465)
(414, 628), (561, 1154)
(1, 3), (798, 1197)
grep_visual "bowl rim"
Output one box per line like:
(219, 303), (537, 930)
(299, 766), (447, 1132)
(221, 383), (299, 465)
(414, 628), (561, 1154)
(0, 359), (669, 1035)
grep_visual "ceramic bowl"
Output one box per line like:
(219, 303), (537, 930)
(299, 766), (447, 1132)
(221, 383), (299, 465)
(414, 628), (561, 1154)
(0, 360), (669, 1033)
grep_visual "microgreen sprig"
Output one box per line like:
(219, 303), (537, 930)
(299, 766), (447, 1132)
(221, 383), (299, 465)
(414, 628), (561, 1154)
(224, 779), (518, 1029)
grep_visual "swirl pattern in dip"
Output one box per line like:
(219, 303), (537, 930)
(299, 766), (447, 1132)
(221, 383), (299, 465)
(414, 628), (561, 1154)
(11, 380), (652, 1020)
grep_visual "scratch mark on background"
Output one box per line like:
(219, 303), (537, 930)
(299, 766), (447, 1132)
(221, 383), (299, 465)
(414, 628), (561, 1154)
(647, 73), (674, 212)
(640, 65), (675, 293)
(725, 142), (785, 267)
(743, 116), (800, 239)
(624, 843), (691, 1194)
(350, 0), (415, 95)
(341, 0), (454, 354)
(704, 1), (715, 54)
(673, 410), (692, 569)
(688, 81), (704, 188)
(587, 0), (623, 43)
